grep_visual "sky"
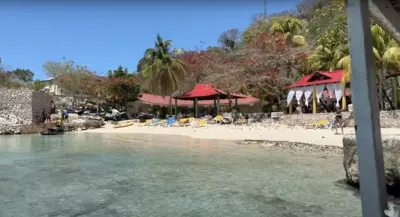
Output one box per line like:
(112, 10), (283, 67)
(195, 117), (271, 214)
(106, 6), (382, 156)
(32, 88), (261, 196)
(0, 0), (301, 80)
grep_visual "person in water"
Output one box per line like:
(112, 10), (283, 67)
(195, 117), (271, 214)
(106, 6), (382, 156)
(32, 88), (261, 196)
(333, 108), (344, 135)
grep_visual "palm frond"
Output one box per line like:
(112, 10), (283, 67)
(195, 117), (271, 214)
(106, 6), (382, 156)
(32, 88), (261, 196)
(269, 23), (284, 33)
(383, 46), (400, 71)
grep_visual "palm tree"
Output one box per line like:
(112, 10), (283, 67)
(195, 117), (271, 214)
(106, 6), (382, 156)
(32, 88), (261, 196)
(339, 24), (400, 109)
(141, 34), (186, 114)
(137, 34), (172, 76)
(309, 43), (348, 72)
(269, 17), (306, 47)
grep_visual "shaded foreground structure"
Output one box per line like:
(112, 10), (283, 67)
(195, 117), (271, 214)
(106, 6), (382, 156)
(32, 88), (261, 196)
(346, 0), (400, 216)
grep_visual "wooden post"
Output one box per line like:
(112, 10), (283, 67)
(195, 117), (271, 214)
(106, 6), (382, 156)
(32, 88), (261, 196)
(347, 0), (387, 216)
(194, 98), (198, 118)
(216, 95), (220, 115)
(235, 98), (238, 112)
(393, 77), (399, 109)
(175, 98), (178, 117)
(312, 87), (317, 113)
(289, 102), (293, 114)
(342, 85), (347, 111)
(213, 99), (217, 115)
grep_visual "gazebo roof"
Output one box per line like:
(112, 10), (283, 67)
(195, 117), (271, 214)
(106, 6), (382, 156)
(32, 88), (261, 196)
(286, 70), (344, 89)
(175, 84), (243, 100)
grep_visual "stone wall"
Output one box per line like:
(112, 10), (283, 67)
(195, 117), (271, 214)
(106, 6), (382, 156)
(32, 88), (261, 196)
(279, 110), (400, 128)
(0, 87), (52, 134)
(0, 87), (33, 124)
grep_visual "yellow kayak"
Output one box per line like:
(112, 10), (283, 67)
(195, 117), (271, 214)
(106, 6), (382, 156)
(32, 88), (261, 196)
(113, 122), (134, 128)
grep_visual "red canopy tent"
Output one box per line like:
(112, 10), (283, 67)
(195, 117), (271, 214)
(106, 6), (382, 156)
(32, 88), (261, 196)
(174, 84), (246, 117)
(176, 84), (239, 100)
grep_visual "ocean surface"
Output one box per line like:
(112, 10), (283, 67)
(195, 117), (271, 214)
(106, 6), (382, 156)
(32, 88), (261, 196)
(0, 133), (361, 217)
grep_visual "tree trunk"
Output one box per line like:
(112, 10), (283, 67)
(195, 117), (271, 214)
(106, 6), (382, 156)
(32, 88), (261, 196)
(227, 92), (232, 111)
(168, 94), (173, 116)
(382, 87), (395, 110)
(379, 69), (385, 110)
(393, 76), (399, 109)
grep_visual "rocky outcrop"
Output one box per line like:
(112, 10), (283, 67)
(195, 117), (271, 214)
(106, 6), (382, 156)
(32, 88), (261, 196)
(0, 115), (23, 134)
(65, 118), (104, 131)
(343, 135), (400, 189)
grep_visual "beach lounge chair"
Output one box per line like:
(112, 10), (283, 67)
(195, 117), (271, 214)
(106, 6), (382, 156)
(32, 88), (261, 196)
(213, 115), (223, 124)
(149, 119), (162, 126)
(305, 119), (329, 129)
(157, 119), (167, 126)
(198, 119), (207, 127)
(222, 113), (233, 124)
(178, 118), (190, 126)
(271, 112), (284, 121)
(163, 117), (178, 127)
(234, 115), (248, 125)
(137, 119), (152, 126)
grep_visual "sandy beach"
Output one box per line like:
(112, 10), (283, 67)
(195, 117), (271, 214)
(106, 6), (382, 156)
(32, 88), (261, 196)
(82, 122), (400, 147)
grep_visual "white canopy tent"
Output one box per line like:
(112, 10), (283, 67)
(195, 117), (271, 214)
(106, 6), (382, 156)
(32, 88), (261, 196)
(286, 82), (345, 107)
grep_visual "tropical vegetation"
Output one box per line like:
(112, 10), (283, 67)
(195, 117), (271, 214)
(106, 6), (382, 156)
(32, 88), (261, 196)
(2, 0), (400, 112)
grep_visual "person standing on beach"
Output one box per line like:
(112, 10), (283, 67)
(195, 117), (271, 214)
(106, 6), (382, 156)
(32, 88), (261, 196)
(333, 108), (344, 134)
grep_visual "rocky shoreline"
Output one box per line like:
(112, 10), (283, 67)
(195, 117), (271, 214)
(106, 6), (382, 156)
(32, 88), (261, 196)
(235, 139), (343, 156)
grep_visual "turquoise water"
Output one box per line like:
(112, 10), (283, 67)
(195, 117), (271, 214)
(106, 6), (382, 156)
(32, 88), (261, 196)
(0, 133), (361, 217)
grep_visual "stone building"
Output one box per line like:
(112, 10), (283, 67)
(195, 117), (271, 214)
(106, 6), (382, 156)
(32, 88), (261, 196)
(0, 87), (52, 124)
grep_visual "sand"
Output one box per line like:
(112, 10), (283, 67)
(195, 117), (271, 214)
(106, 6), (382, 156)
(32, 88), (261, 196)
(80, 122), (400, 147)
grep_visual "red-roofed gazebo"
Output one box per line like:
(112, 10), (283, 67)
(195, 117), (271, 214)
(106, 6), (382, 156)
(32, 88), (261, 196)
(175, 84), (245, 117)
(175, 84), (229, 100)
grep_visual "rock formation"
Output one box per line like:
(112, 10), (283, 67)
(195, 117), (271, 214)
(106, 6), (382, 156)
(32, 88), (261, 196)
(343, 135), (400, 191)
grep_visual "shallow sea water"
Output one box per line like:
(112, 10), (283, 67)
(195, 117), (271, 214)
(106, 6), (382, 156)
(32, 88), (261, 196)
(0, 133), (361, 217)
